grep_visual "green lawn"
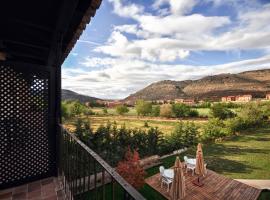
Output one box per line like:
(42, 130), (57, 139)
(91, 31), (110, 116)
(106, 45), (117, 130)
(139, 126), (270, 199)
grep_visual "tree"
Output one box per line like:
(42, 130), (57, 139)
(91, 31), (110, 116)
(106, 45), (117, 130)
(211, 103), (236, 120)
(61, 101), (71, 121)
(116, 148), (146, 189)
(71, 101), (85, 116)
(160, 104), (173, 117)
(116, 105), (129, 115)
(103, 107), (108, 114)
(147, 127), (164, 155)
(169, 122), (198, 149)
(151, 105), (160, 117)
(172, 103), (191, 118)
(135, 100), (152, 116)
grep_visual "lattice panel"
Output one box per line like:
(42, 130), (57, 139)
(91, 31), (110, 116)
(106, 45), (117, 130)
(0, 64), (54, 188)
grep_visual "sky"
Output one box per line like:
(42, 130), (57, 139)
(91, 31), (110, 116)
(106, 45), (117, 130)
(62, 0), (270, 99)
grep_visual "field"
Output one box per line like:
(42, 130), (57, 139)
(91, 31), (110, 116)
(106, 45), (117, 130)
(64, 115), (207, 135)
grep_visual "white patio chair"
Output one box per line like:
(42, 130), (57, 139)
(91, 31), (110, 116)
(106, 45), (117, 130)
(204, 163), (207, 176)
(161, 176), (173, 192)
(186, 163), (196, 176)
(183, 156), (188, 167)
(159, 166), (165, 180)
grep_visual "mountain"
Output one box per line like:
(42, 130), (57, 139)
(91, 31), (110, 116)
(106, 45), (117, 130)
(125, 69), (270, 102)
(62, 89), (100, 103)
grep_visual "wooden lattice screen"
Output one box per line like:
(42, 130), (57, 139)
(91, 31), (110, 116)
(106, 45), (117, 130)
(0, 63), (57, 189)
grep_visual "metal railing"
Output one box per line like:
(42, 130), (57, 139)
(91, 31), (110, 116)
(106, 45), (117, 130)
(59, 125), (146, 200)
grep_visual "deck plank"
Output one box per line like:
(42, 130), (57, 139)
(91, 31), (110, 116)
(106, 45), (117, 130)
(145, 165), (261, 200)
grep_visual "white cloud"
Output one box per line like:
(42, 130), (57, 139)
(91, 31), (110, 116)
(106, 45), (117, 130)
(153, 0), (198, 15)
(63, 0), (270, 99)
(108, 0), (143, 18)
(96, 0), (270, 63)
(63, 55), (270, 99)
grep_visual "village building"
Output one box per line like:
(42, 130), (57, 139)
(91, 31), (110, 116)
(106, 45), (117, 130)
(175, 98), (195, 105)
(236, 95), (252, 102)
(221, 96), (236, 102)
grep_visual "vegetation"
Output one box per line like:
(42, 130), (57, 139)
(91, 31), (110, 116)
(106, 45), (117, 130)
(160, 104), (173, 117)
(116, 105), (129, 115)
(135, 100), (152, 116)
(116, 148), (146, 189)
(210, 103), (236, 120)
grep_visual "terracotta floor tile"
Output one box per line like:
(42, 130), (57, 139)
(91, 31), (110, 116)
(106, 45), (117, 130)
(0, 192), (12, 199)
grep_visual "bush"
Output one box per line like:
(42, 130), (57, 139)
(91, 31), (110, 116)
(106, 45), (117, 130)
(116, 148), (146, 189)
(201, 118), (227, 142)
(135, 100), (152, 116)
(160, 104), (173, 117)
(71, 101), (85, 115)
(61, 101), (71, 120)
(168, 121), (198, 149)
(144, 121), (149, 127)
(103, 107), (108, 114)
(237, 103), (267, 128)
(151, 105), (160, 117)
(116, 105), (129, 115)
(172, 103), (191, 117)
(188, 109), (199, 117)
(211, 103), (236, 120)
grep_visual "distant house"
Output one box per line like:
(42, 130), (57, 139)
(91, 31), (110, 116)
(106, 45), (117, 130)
(156, 100), (165, 104)
(236, 95), (252, 102)
(221, 96), (236, 102)
(266, 94), (270, 100)
(105, 101), (123, 108)
(175, 98), (195, 106)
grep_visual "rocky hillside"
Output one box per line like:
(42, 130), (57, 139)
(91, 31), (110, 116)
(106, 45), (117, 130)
(125, 69), (270, 102)
(62, 89), (100, 103)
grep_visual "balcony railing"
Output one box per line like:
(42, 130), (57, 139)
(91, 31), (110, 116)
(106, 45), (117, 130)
(59, 125), (146, 200)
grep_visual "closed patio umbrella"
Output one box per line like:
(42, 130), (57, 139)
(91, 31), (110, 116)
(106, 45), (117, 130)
(193, 143), (206, 186)
(170, 156), (185, 200)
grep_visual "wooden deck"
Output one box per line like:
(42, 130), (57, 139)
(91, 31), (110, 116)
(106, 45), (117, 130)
(145, 167), (261, 200)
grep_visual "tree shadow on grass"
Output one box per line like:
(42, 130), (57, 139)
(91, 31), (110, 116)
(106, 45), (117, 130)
(184, 143), (269, 175)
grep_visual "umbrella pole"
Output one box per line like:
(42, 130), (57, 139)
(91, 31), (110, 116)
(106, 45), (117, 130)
(192, 175), (204, 187)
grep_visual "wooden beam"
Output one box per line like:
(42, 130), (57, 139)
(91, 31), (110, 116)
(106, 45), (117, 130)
(4, 40), (49, 51)
(47, 0), (80, 67)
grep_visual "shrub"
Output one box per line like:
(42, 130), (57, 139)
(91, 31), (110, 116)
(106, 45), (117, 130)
(146, 127), (164, 155)
(103, 107), (108, 114)
(188, 109), (199, 117)
(116, 105), (129, 115)
(168, 121), (198, 149)
(144, 121), (149, 127)
(172, 103), (191, 117)
(237, 103), (267, 128)
(211, 103), (236, 120)
(201, 118), (227, 142)
(61, 101), (71, 120)
(151, 105), (160, 117)
(160, 104), (173, 117)
(135, 100), (152, 116)
(116, 148), (146, 189)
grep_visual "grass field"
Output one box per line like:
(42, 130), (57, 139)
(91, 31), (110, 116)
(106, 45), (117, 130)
(139, 126), (270, 199)
(64, 115), (207, 135)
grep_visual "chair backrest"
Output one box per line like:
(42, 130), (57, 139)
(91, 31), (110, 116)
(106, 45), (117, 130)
(159, 166), (165, 175)
(184, 156), (188, 162)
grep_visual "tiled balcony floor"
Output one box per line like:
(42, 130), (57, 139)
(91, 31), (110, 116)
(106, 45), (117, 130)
(0, 177), (64, 200)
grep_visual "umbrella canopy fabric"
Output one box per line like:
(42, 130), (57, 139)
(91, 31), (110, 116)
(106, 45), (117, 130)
(195, 143), (206, 176)
(170, 156), (186, 200)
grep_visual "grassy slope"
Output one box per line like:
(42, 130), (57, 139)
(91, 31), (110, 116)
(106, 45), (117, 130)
(140, 127), (270, 199)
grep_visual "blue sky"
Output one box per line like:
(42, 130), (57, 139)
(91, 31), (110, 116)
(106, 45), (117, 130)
(62, 0), (270, 99)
